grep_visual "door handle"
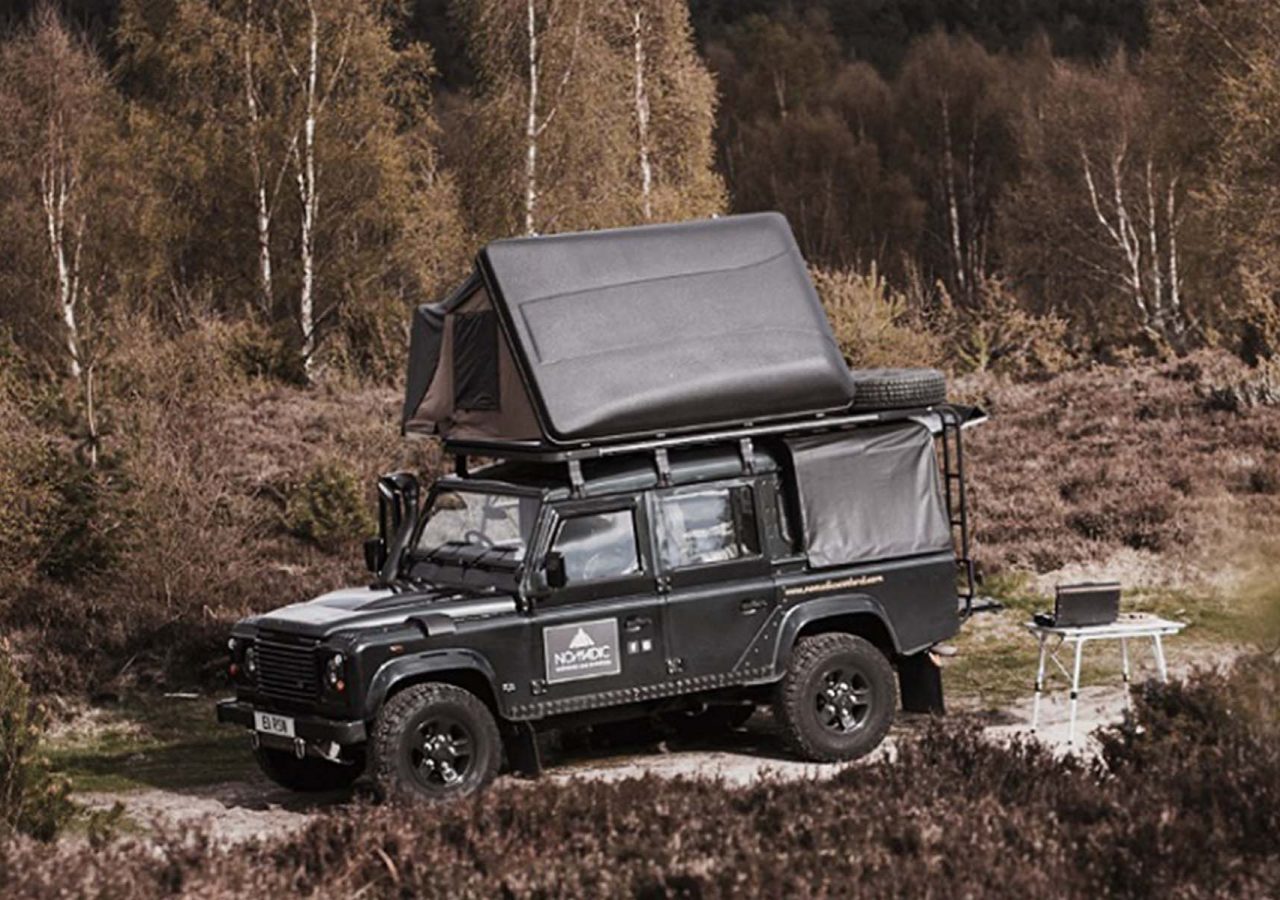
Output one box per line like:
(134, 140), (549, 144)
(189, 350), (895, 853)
(740, 598), (768, 615)
(624, 615), (651, 632)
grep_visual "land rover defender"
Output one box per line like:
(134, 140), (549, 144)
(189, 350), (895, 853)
(216, 213), (984, 801)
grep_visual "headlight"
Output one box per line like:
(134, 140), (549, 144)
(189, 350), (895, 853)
(325, 653), (346, 692)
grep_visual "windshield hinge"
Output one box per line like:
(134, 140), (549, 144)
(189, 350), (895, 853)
(567, 459), (585, 497)
(739, 436), (756, 474)
(654, 447), (672, 486)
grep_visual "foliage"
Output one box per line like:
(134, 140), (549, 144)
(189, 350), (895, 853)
(0, 647), (74, 842)
(286, 459), (375, 551)
(811, 264), (940, 369)
(939, 276), (1071, 376)
(2, 659), (1279, 894)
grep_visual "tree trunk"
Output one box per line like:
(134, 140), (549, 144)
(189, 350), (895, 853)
(244, 1), (274, 318)
(524, 0), (539, 236)
(940, 94), (966, 302)
(632, 7), (652, 220)
(296, 0), (320, 381)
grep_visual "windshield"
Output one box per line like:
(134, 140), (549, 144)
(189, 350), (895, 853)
(415, 489), (539, 566)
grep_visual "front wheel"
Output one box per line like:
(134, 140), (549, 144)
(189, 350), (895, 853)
(253, 746), (363, 792)
(370, 683), (502, 802)
(774, 633), (896, 762)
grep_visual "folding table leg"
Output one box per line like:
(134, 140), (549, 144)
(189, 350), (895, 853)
(1120, 637), (1131, 708)
(1068, 638), (1085, 746)
(1031, 633), (1048, 731)
(1153, 634), (1169, 683)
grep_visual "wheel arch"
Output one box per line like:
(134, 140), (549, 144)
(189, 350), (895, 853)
(366, 649), (504, 722)
(775, 594), (902, 669)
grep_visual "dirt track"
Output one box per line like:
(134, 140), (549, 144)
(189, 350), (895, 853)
(75, 681), (1140, 847)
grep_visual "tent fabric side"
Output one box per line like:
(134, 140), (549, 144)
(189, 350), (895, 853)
(785, 423), (952, 569)
(402, 281), (541, 441)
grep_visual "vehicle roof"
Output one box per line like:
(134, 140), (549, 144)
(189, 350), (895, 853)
(442, 442), (785, 501)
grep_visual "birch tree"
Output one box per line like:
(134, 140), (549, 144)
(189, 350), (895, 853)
(456, 0), (633, 238)
(0, 6), (124, 465)
(615, 0), (724, 222)
(1000, 55), (1193, 351)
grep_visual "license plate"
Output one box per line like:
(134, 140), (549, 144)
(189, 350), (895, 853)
(254, 711), (295, 738)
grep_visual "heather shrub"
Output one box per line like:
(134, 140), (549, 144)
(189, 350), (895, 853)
(286, 460), (375, 550)
(812, 265), (942, 369)
(0, 646), (73, 842)
(1, 661), (1277, 897)
(0, 366), (57, 599)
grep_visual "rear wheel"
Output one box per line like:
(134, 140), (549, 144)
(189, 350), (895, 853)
(370, 683), (502, 802)
(253, 746), (363, 792)
(775, 633), (896, 762)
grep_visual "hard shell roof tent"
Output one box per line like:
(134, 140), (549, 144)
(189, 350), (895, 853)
(402, 213), (856, 447)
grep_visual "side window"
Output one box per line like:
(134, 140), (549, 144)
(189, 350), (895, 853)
(656, 486), (760, 570)
(551, 510), (642, 584)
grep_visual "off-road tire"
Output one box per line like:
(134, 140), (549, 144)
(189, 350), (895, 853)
(775, 633), (896, 762)
(370, 682), (502, 803)
(849, 368), (947, 410)
(253, 746), (363, 792)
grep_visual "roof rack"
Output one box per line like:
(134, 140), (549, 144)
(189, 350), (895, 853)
(443, 404), (949, 465)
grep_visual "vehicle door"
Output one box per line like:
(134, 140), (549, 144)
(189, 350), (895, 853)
(530, 495), (669, 703)
(651, 479), (776, 680)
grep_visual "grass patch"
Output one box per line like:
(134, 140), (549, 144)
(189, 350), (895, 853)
(46, 695), (250, 793)
(948, 578), (1250, 709)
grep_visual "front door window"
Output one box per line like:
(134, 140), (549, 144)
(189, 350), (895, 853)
(551, 509), (642, 584)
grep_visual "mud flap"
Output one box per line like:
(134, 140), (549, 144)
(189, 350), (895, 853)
(503, 721), (543, 778)
(898, 651), (945, 715)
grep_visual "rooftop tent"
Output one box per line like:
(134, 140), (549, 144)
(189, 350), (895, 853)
(402, 213), (856, 446)
(785, 423), (952, 568)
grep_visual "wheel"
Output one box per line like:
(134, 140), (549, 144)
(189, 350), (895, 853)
(774, 633), (896, 762)
(370, 683), (502, 802)
(253, 746), (363, 792)
(849, 368), (947, 410)
(662, 704), (755, 740)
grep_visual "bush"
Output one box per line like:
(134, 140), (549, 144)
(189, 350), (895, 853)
(286, 460), (375, 551)
(940, 277), (1071, 376)
(0, 647), (73, 842)
(812, 265), (942, 369)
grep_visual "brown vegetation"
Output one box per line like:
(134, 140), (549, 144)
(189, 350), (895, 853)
(1, 656), (1277, 896)
(962, 352), (1280, 576)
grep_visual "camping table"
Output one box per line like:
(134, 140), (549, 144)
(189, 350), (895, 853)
(1025, 613), (1186, 745)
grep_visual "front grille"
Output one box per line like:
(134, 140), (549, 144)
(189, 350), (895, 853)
(255, 634), (321, 703)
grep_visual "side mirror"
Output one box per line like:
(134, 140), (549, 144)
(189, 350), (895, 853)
(544, 551), (567, 589)
(364, 537), (387, 574)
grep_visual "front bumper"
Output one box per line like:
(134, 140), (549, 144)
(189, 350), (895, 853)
(216, 699), (367, 746)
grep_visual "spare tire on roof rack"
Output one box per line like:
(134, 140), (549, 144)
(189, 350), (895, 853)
(849, 368), (947, 411)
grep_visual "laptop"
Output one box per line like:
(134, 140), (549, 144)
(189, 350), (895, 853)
(1034, 582), (1121, 628)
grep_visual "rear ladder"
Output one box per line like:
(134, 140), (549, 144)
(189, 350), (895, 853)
(938, 407), (977, 618)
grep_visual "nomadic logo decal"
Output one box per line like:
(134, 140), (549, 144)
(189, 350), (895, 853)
(543, 618), (622, 684)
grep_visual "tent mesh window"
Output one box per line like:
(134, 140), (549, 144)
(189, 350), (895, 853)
(452, 311), (500, 412)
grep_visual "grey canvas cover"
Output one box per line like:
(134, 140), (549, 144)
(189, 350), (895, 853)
(404, 212), (856, 445)
(786, 423), (952, 569)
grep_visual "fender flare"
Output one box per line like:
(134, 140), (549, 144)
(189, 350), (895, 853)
(772, 593), (901, 669)
(365, 648), (501, 718)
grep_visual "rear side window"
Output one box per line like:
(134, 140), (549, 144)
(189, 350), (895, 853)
(655, 486), (759, 570)
(552, 510), (642, 584)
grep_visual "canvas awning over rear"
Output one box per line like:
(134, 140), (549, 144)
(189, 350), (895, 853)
(403, 212), (855, 446)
